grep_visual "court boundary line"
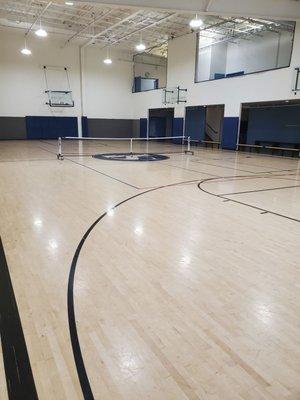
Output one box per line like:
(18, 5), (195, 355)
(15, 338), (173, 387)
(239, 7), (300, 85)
(219, 184), (300, 196)
(198, 176), (300, 223)
(0, 238), (38, 399)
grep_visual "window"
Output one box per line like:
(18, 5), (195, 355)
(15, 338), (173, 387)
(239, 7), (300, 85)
(133, 53), (167, 93)
(195, 19), (295, 83)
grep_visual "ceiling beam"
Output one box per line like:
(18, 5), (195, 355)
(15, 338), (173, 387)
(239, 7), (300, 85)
(63, 9), (114, 46)
(83, 9), (142, 47)
(24, 1), (52, 36)
(76, 0), (300, 21)
(100, 12), (176, 49)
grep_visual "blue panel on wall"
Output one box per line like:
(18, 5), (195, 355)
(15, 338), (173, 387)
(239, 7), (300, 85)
(214, 73), (225, 80)
(226, 71), (244, 78)
(247, 106), (300, 145)
(221, 117), (239, 150)
(149, 117), (166, 137)
(26, 116), (78, 139)
(140, 118), (148, 138)
(172, 118), (184, 144)
(184, 106), (206, 142)
(81, 116), (88, 137)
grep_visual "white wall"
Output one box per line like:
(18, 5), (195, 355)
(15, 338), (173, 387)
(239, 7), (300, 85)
(0, 28), (134, 121)
(1, 22), (300, 127)
(83, 46), (133, 118)
(132, 22), (300, 118)
(0, 29), (81, 118)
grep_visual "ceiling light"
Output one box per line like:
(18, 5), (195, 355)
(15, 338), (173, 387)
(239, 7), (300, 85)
(136, 32), (146, 52)
(35, 19), (47, 37)
(65, 1), (74, 4)
(189, 15), (203, 29)
(35, 28), (47, 37)
(103, 46), (112, 64)
(136, 43), (146, 52)
(21, 47), (32, 55)
(21, 37), (32, 55)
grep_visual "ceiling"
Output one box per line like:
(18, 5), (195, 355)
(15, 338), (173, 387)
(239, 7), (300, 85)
(0, 0), (295, 57)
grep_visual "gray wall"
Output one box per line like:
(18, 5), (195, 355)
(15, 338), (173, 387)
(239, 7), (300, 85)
(0, 117), (141, 139)
(87, 119), (140, 138)
(0, 117), (26, 139)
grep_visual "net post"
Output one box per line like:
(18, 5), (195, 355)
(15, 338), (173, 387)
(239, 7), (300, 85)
(57, 137), (64, 160)
(185, 136), (194, 155)
(130, 138), (133, 156)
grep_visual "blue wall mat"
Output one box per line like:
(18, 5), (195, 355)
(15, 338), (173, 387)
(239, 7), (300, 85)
(226, 71), (244, 78)
(172, 118), (184, 144)
(247, 106), (300, 145)
(140, 118), (148, 138)
(185, 106), (206, 141)
(26, 116), (78, 139)
(221, 117), (239, 150)
(214, 73), (225, 79)
(81, 116), (88, 137)
(149, 117), (166, 137)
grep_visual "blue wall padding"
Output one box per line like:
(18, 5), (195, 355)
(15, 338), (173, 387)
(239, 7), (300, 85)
(214, 73), (225, 79)
(247, 106), (300, 145)
(26, 116), (78, 139)
(221, 117), (239, 150)
(172, 118), (184, 144)
(81, 116), (89, 137)
(140, 118), (148, 138)
(185, 107), (206, 141)
(149, 117), (166, 137)
(226, 71), (244, 78)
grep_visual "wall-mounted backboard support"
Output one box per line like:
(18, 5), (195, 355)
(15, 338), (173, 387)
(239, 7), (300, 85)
(162, 86), (187, 105)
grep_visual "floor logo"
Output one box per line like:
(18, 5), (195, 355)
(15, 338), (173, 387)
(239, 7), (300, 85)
(93, 153), (169, 162)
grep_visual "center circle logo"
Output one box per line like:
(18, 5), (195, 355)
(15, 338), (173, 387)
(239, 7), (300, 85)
(93, 153), (169, 162)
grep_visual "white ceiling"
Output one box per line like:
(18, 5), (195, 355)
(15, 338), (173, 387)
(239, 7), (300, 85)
(77, 0), (300, 21)
(0, 0), (296, 56)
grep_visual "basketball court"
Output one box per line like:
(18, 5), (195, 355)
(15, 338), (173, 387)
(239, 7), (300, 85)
(0, 1), (300, 399)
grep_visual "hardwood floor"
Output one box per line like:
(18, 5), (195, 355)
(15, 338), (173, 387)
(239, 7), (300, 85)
(0, 140), (299, 399)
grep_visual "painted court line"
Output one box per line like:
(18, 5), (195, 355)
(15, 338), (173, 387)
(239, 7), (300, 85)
(0, 238), (38, 400)
(219, 184), (300, 196)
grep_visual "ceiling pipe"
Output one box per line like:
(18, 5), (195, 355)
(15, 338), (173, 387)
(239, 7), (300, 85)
(99, 12), (177, 49)
(63, 9), (114, 46)
(82, 10), (142, 47)
(24, 1), (52, 36)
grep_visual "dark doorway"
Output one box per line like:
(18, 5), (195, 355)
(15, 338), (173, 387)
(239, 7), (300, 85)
(148, 108), (174, 138)
(239, 100), (300, 157)
(185, 105), (224, 146)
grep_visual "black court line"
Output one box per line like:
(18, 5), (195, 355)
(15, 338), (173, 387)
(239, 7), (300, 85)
(66, 158), (140, 189)
(198, 176), (300, 223)
(0, 238), (38, 400)
(67, 178), (199, 399)
(219, 184), (300, 197)
(37, 145), (140, 189)
(189, 152), (300, 172)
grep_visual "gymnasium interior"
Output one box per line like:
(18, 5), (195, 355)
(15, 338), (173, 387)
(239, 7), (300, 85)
(0, 0), (299, 399)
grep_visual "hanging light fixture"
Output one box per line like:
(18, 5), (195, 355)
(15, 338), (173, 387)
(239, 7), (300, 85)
(35, 19), (48, 37)
(136, 33), (146, 52)
(189, 14), (203, 29)
(103, 46), (112, 64)
(21, 36), (32, 55)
